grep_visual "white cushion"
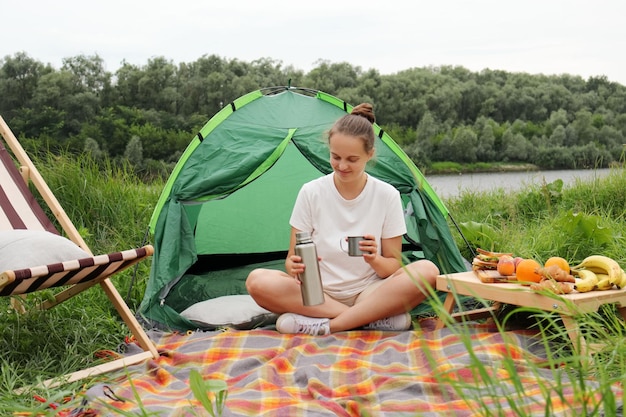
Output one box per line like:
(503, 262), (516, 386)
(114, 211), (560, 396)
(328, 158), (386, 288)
(180, 294), (278, 330)
(0, 230), (90, 272)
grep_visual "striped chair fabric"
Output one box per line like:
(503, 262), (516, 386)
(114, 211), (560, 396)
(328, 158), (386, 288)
(0, 245), (154, 296)
(0, 141), (58, 233)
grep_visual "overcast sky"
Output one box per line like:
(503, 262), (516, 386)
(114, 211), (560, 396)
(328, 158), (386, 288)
(3, 0), (626, 85)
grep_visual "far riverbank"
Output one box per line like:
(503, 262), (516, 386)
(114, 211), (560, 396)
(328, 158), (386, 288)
(424, 162), (541, 175)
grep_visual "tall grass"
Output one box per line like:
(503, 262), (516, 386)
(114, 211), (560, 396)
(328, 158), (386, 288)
(0, 152), (624, 415)
(34, 152), (163, 307)
(448, 166), (626, 265)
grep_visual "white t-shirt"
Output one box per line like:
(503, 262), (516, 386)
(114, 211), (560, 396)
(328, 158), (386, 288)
(289, 173), (407, 299)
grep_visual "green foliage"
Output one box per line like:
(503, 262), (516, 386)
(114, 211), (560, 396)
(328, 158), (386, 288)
(2, 53), (626, 170)
(564, 168), (626, 220)
(188, 369), (228, 416)
(458, 220), (501, 254)
(403, 140), (431, 169)
(381, 123), (416, 145)
(124, 135), (144, 168)
(95, 374), (163, 416)
(428, 161), (530, 175)
(450, 126), (479, 163)
(552, 210), (617, 259)
(33, 152), (159, 252)
(31, 152), (162, 307)
(430, 161), (464, 173)
(535, 146), (575, 169)
(84, 137), (105, 159)
(515, 178), (564, 219)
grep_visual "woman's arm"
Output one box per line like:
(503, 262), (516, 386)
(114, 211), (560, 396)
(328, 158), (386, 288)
(284, 227), (300, 277)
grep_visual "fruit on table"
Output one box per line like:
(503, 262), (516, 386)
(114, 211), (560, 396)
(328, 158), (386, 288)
(617, 269), (626, 289)
(571, 254), (624, 291)
(496, 255), (516, 276)
(544, 256), (570, 275)
(595, 274), (614, 290)
(515, 259), (542, 283)
(530, 260), (575, 294)
(573, 269), (599, 293)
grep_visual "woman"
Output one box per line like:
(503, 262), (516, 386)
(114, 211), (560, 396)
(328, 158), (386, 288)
(246, 103), (439, 335)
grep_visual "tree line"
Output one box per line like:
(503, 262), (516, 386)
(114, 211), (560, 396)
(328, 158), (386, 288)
(1, 52), (625, 178)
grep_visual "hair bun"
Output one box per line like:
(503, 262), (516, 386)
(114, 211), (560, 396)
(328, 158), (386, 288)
(351, 103), (375, 124)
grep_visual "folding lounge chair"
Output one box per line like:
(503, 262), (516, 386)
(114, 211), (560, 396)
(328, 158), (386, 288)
(0, 115), (159, 388)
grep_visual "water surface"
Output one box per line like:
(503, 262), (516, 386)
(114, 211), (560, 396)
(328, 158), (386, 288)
(425, 169), (613, 199)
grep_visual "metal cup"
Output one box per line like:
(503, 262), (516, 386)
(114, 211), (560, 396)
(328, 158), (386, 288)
(340, 236), (366, 256)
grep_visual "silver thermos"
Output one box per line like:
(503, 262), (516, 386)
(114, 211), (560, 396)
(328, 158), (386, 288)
(294, 231), (325, 306)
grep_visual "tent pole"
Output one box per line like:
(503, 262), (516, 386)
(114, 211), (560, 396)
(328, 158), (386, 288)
(448, 213), (476, 260)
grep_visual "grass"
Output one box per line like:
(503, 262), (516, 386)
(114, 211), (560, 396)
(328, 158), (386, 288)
(428, 161), (539, 174)
(0, 152), (625, 415)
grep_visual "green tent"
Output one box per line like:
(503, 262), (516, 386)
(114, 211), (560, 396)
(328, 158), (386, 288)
(139, 87), (467, 331)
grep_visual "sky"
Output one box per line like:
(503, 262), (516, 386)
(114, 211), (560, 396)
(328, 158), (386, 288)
(3, 0), (626, 85)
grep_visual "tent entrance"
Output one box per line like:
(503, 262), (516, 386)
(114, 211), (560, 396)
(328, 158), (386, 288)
(163, 142), (327, 316)
(193, 141), (324, 256)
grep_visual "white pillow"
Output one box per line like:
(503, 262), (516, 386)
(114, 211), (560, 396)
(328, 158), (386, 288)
(180, 294), (278, 330)
(0, 230), (90, 272)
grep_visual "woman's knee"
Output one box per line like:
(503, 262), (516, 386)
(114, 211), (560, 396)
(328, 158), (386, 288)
(246, 268), (272, 295)
(405, 260), (439, 283)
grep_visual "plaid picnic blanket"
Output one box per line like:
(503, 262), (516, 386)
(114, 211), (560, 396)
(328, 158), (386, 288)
(82, 319), (618, 416)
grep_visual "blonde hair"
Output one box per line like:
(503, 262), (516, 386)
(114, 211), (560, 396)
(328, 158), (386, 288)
(328, 103), (376, 153)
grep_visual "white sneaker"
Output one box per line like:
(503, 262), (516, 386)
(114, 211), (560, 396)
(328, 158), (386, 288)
(276, 313), (331, 335)
(363, 313), (412, 331)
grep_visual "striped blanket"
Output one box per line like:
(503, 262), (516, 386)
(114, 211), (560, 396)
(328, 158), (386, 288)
(83, 319), (616, 416)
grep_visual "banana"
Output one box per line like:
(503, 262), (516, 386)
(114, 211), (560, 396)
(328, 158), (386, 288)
(574, 269), (598, 293)
(617, 270), (626, 290)
(571, 255), (622, 285)
(595, 276), (614, 291)
(578, 266), (615, 275)
(575, 269), (598, 281)
(575, 279), (598, 293)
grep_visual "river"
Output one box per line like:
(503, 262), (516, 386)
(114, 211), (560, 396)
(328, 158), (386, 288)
(425, 168), (614, 199)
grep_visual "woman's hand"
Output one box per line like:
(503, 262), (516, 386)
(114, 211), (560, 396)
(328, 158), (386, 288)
(360, 234), (378, 263)
(287, 254), (323, 284)
(288, 254), (305, 283)
(364, 235), (403, 278)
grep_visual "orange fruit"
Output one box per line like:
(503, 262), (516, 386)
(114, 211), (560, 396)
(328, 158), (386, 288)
(544, 256), (570, 274)
(497, 255), (516, 276)
(515, 259), (542, 283)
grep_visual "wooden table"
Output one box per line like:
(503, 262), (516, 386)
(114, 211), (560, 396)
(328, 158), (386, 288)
(435, 271), (626, 355)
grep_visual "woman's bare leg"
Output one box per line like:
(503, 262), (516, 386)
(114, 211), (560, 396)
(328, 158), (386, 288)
(328, 260), (439, 332)
(246, 268), (349, 318)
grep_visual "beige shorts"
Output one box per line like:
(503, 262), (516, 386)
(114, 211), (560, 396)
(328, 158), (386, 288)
(326, 278), (386, 307)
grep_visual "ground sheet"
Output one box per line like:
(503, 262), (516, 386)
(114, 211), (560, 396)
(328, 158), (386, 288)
(81, 319), (619, 416)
